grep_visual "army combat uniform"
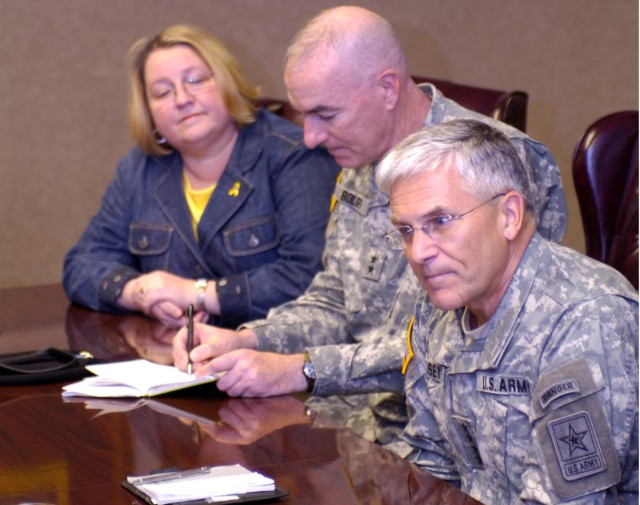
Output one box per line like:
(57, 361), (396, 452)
(242, 84), (568, 439)
(404, 233), (638, 504)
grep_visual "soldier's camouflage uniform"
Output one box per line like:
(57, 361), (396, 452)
(243, 83), (568, 443)
(404, 233), (638, 504)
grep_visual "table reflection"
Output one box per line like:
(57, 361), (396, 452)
(65, 303), (407, 445)
(65, 304), (175, 364)
(0, 286), (480, 504)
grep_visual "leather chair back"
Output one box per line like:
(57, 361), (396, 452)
(411, 76), (528, 132)
(572, 110), (639, 289)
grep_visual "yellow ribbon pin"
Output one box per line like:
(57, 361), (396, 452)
(228, 181), (241, 197)
(401, 315), (415, 374)
(329, 171), (343, 212)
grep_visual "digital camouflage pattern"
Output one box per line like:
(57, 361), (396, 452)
(423, 83), (567, 244)
(404, 233), (638, 504)
(246, 161), (412, 397)
(243, 84), (568, 442)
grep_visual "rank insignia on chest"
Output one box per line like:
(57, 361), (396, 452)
(361, 249), (385, 280)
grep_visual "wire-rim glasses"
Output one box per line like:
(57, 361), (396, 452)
(383, 192), (507, 250)
(148, 71), (214, 103)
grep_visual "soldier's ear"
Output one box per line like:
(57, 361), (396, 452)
(501, 192), (525, 240)
(378, 69), (400, 111)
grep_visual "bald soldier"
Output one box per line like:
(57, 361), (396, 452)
(173, 7), (567, 431)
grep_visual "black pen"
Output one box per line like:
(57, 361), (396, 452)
(186, 304), (194, 375)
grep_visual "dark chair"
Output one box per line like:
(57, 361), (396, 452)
(258, 76), (528, 132)
(411, 76), (528, 132)
(572, 110), (639, 289)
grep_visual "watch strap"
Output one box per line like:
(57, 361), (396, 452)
(302, 351), (316, 392)
(194, 278), (208, 311)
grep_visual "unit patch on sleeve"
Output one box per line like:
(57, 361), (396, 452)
(548, 411), (606, 481)
(538, 402), (620, 501)
(533, 354), (621, 500)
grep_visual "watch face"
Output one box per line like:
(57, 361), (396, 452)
(303, 360), (316, 380)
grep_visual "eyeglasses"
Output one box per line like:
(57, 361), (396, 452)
(147, 71), (214, 103)
(383, 193), (506, 250)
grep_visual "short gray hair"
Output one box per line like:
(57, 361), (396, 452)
(376, 119), (535, 215)
(284, 6), (407, 80)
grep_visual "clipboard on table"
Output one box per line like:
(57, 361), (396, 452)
(122, 464), (288, 505)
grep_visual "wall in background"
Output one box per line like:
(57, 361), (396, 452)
(0, 0), (637, 287)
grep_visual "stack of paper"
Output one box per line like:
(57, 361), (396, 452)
(61, 359), (218, 398)
(127, 464), (276, 504)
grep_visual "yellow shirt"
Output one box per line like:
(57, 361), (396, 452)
(183, 171), (216, 239)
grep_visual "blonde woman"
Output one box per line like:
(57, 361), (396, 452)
(64, 25), (339, 329)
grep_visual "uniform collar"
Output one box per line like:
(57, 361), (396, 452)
(448, 232), (544, 373)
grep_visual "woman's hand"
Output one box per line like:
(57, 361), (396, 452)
(120, 271), (211, 327)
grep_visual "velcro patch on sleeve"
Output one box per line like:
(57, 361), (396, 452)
(548, 411), (606, 481)
(533, 355), (620, 501)
(539, 379), (580, 409)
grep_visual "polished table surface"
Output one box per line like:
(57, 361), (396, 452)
(0, 284), (480, 505)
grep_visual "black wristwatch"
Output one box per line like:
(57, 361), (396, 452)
(302, 351), (316, 392)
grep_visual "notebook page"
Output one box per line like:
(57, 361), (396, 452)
(131, 465), (275, 505)
(86, 359), (196, 391)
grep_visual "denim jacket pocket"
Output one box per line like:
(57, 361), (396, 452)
(128, 222), (173, 256)
(223, 214), (279, 257)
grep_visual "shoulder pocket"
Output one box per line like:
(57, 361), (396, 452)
(223, 215), (279, 257)
(128, 223), (173, 256)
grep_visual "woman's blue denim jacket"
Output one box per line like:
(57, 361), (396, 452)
(63, 109), (340, 328)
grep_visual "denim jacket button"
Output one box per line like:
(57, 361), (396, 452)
(248, 234), (260, 248)
(138, 235), (150, 250)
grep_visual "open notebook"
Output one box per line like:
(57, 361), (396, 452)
(62, 359), (218, 398)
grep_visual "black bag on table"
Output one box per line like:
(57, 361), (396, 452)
(0, 348), (95, 385)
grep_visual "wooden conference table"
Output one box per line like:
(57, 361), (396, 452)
(0, 284), (480, 505)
